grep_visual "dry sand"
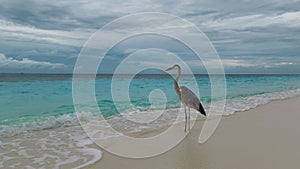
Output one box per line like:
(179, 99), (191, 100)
(86, 96), (300, 169)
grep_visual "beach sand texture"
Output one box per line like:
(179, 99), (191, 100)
(87, 96), (300, 169)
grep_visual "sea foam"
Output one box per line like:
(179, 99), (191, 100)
(221, 88), (300, 115)
(0, 126), (102, 169)
(1, 88), (300, 138)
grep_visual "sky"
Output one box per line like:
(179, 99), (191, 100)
(0, 0), (299, 74)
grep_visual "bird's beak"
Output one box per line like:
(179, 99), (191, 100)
(165, 67), (173, 71)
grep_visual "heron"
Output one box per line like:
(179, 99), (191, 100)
(166, 64), (206, 132)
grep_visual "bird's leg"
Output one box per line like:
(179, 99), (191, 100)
(188, 107), (191, 131)
(184, 106), (187, 132)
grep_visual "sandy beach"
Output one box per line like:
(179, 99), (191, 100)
(1, 0), (300, 168)
(86, 96), (300, 169)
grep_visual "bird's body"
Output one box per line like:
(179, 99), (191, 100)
(180, 86), (200, 110)
(166, 64), (206, 132)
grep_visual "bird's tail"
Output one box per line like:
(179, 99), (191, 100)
(199, 103), (206, 116)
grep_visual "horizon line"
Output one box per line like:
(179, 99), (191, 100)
(1, 73), (300, 76)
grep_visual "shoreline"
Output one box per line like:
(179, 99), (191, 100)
(1, 87), (299, 138)
(86, 96), (300, 169)
(1, 95), (299, 168)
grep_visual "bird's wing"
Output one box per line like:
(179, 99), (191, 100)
(180, 86), (200, 110)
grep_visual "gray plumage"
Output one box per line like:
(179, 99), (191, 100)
(166, 64), (206, 132)
(180, 86), (200, 110)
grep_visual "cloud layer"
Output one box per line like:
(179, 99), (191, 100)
(0, 53), (66, 73)
(0, 0), (299, 73)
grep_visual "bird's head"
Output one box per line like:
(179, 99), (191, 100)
(165, 64), (181, 71)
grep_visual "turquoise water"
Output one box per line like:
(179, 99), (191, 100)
(0, 74), (300, 136)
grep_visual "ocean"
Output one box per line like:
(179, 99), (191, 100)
(1, 74), (300, 168)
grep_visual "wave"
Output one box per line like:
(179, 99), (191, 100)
(1, 88), (300, 138)
(0, 113), (102, 168)
(0, 125), (102, 169)
(0, 112), (96, 138)
(222, 88), (300, 115)
(78, 88), (300, 140)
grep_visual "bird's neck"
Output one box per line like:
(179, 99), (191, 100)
(174, 80), (181, 97)
(175, 66), (181, 82)
(174, 67), (181, 97)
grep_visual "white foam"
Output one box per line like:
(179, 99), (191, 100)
(75, 148), (102, 169)
(220, 88), (300, 115)
(0, 112), (96, 137)
(1, 89), (299, 139)
(4, 89), (297, 138)
(79, 88), (300, 140)
(0, 126), (102, 169)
